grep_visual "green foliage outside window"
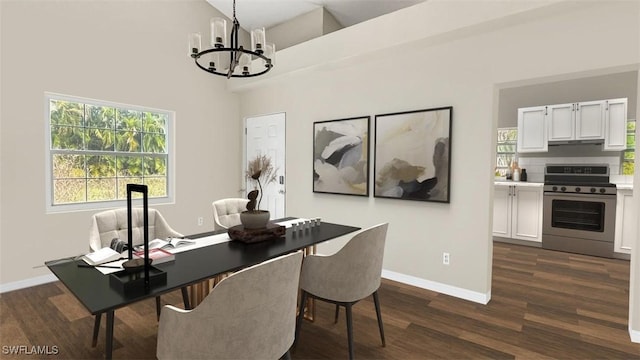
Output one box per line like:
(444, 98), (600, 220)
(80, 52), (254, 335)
(496, 128), (517, 176)
(622, 119), (635, 176)
(49, 98), (169, 206)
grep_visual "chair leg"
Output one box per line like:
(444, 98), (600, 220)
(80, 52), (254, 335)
(92, 313), (102, 347)
(155, 296), (161, 320)
(334, 304), (340, 323)
(295, 290), (308, 346)
(345, 303), (354, 360)
(181, 286), (191, 310)
(373, 290), (386, 347)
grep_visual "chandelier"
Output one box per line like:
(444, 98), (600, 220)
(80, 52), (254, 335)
(188, 0), (275, 78)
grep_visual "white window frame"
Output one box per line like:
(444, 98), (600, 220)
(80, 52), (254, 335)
(44, 93), (175, 213)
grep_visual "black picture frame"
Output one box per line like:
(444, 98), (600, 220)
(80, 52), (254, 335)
(374, 107), (452, 203)
(313, 116), (370, 197)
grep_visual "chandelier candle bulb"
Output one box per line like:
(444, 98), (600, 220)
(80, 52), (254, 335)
(239, 53), (251, 75)
(208, 52), (220, 72)
(210, 17), (227, 48)
(264, 42), (275, 67)
(251, 27), (266, 53)
(188, 33), (201, 57)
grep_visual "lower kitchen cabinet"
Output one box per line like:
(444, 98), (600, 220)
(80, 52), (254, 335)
(493, 184), (543, 242)
(614, 189), (635, 254)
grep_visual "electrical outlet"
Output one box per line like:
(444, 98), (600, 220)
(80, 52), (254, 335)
(443, 252), (450, 265)
(197, 217), (204, 226)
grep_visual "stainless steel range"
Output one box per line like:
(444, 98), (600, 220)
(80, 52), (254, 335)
(542, 164), (617, 258)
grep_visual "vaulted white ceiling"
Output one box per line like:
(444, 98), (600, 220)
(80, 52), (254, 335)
(206, 0), (425, 31)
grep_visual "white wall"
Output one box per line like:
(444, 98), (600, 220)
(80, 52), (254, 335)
(630, 66), (640, 342)
(322, 8), (342, 36)
(237, 0), (640, 308)
(267, 8), (325, 51)
(0, 0), (243, 286)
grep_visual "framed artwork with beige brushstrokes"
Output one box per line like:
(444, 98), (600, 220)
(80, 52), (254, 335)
(313, 116), (370, 196)
(374, 107), (452, 203)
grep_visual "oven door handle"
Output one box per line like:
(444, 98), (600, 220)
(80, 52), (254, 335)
(543, 192), (616, 200)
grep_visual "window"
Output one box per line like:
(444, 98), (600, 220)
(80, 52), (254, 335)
(496, 128), (517, 176)
(46, 94), (173, 212)
(622, 119), (635, 175)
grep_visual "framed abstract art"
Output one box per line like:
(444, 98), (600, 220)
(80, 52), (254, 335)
(313, 116), (370, 196)
(374, 107), (452, 203)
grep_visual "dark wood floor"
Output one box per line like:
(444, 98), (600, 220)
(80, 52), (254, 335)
(1, 242), (639, 359)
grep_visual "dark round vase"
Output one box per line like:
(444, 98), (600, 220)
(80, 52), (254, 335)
(240, 210), (270, 229)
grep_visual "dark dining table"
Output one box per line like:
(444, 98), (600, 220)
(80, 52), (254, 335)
(45, 219), (360, 359)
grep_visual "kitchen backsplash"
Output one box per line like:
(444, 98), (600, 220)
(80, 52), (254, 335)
(518, 156), (621, 183)
(516, 143), (626, 183)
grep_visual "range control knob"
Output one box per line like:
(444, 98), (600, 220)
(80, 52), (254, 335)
(575, 187), (581, 192)
(560, 186), (566, 192)
(600, 188), (606, 194)
(590, 188), (596, 193)
(552, 186), (558, 191)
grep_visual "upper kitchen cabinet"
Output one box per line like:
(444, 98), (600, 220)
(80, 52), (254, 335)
(517, 98), (628, 152)
(604, 98), (628, 151)
(576, 100), (606, 140)
(547, 101), (605, 142)
(517, 106), (547, 153)
(547, 103), (575, 141)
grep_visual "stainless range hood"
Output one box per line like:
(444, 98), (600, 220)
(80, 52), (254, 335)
(548, 139), (604, 146)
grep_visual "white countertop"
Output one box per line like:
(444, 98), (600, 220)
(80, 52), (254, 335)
(616, 184), (633, 191)
(494, 180), (544, 187)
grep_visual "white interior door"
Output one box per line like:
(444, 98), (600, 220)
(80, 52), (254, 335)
(245, 113), (286, 219)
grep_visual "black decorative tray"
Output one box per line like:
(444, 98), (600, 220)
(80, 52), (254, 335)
(109, 266), (167, 294)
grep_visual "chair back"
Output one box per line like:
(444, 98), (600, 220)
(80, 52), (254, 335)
(157, 251), (303, 360)
(212, 198), (249, 230)
(301, 223), (388, 302)
(88, 208), (182, 251)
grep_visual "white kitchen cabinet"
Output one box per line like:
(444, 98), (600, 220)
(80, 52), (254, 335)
(576, 100), (606, 140)
(604, 98), (628, 151)
(493, 184), (512, 237)
(517, 106), (547, 153)
(493, 184), (543, 242)
(518, 98), (626, 152)
(547, 101), (605, 141)
(547, 103), (575, 141)
(614, 189), (635, 254)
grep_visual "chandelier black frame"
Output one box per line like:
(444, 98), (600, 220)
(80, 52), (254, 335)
(190, 0), (273, 78)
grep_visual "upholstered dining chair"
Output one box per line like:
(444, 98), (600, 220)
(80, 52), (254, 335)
(89, 207), (183, 252)
(211, 198), (249, 230)
(295, 223), (389, 360)
(88, 208), (189, 347)
(157, 251), (303, 360)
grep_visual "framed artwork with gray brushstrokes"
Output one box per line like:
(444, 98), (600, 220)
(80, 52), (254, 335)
(313, 116), (370, 196)
(374, 107), (452, 203)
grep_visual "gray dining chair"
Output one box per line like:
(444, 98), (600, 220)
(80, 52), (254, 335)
(88, 208), (189, 347)
(295, 223), (389, 359)
(157, 251), (303, 360)
(211, 198), (250, 230)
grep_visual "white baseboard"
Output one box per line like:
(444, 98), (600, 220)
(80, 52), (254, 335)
(3, 267), (487, 305)
(382, 269), (491, 305)
(0, 274), (57, 294)
(630, 325), (640, 343)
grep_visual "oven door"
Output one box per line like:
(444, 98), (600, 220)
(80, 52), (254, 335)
(543, 192), (616, 242)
